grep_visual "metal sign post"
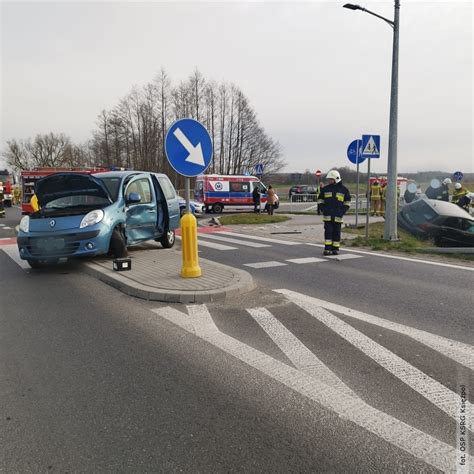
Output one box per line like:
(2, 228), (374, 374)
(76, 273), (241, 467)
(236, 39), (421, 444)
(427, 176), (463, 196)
(347, 139), (365, 228)
(165, 118), (213, 278)
(365, 157), (371, 239)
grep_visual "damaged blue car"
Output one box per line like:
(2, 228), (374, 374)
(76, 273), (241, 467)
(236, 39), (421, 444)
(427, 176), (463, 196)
(17, 171), (180, 268)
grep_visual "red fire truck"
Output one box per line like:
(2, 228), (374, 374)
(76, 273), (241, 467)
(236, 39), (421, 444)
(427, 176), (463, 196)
(21, 167), (108, 215)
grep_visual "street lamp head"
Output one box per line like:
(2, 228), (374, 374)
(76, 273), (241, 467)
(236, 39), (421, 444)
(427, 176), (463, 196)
(343, 3), (362, 10)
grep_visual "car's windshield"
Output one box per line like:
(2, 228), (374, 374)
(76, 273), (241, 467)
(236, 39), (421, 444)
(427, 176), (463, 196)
(99, 177), (122, 201)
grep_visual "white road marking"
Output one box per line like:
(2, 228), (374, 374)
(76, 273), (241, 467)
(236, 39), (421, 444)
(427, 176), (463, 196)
(244, 261), (287, 269)
(177, 235), (237, 251)
(151, 304), (458, 471)
(1, 244), (30, 269)
(2, 227), (12, 230)
(217, 231), (302, 246)
(286, 257), (327, 264)
(275, 291), (474, 371)
(306, 243), (474, 271)
(276, 289), (473, 431)
(0, 224), (5, 227)
(247, 307), (355, 397)
(198, 233), (270, 248)
(323, 254), (363, 260)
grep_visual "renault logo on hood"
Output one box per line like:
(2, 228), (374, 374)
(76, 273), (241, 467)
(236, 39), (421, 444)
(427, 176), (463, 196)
(49, 219), (56, 228)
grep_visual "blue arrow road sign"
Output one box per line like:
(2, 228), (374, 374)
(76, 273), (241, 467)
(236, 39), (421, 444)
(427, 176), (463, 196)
(255, 163), (264, 175)
(347, 139), (366, 165)
(165, 118), (213, 177)
(453, 171), (464, 181)
(361, 134), (381, 159)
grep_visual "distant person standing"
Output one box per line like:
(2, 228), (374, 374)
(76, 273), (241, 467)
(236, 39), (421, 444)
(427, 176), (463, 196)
(252, 185), (261, 213)
(456, 192), (474, 213)
(440, 178), (451, 202)
(370, 180), (382, 216)
(266, 185), (277, 215)
(452, 182), (469, 205)
(318, 170), (351, 256)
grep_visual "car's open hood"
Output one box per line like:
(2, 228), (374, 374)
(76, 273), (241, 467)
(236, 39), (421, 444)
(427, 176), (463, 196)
(35, 173), (113, 208)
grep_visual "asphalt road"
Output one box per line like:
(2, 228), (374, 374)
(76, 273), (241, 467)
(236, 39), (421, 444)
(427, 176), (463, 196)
(1, 208), (473, 472)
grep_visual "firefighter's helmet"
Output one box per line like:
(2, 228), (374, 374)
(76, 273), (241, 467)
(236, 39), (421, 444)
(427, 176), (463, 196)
(326, 170), (341, 183)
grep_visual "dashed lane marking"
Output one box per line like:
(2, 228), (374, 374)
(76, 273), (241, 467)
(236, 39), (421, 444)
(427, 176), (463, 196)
(1, 244), (30, 269)
(198, 233), (271, 248)
(323, 254), (363, 260)
(217, 231), (302, 246)
(247, 307), (355, 397)
(151, 304), (457, 472)
(276, 289), (473, 431)
(285, 257), (327, 264)
(243, 261), (288, 269)
(306, 243), (474, 271)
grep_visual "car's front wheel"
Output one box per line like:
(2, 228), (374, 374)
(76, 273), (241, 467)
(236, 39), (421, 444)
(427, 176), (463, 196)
(159, 229), (175, 249)
(109, 227), (128, 258)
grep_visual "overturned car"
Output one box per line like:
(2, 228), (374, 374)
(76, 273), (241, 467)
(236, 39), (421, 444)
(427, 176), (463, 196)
(398, 198), (474, 247)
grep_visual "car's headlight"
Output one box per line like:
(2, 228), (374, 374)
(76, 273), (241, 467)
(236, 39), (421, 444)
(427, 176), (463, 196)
(80, 209), (104, 228)
(19, 216), (29, 233)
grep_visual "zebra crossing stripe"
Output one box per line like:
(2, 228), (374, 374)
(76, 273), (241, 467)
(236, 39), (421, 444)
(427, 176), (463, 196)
(276, 289), (473, 431)
(247, 307), (355, 397)
(217, 231), (302, 246)
(286, 257), (327, 264)
(178, 235), (238, 251)
(198, 233), (270, 248)
(275, 290), (474, 371)
(244, 261), (287, 269)
(151, 304), (457, 471)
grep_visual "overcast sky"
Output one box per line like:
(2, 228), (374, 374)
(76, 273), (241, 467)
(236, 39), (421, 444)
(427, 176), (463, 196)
(1, 1), (472, 175)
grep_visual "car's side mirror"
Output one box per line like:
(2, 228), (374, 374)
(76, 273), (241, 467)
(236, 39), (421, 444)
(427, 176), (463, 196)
(126, 192), (142, 204)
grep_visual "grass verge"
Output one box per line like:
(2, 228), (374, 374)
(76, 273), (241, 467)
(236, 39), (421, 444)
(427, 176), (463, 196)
(344, 222), (432, 252)
(218, 214), (290, 225)
(344, 223), (474, 261)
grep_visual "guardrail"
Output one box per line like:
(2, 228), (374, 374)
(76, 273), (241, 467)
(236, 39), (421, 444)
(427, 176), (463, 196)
(289, 193), (371, 214)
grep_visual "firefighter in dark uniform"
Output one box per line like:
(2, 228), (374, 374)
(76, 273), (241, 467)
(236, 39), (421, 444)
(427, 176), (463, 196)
(317, 170), (351, 256)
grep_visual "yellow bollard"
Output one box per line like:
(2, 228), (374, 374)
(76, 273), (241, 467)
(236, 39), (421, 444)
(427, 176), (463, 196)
(180, 212), (202, 278)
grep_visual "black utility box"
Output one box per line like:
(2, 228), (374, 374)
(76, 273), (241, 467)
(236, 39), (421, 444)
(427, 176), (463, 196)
(113, 257), (132, 271)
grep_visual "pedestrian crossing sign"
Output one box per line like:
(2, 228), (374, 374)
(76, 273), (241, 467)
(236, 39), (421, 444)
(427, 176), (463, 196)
(361, 135), (381, 159)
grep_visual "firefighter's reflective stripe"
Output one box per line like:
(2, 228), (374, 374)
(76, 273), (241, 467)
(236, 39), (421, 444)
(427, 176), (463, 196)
(336, 193), (344, 202)
(317, 199), (324, 204)
(334, 216), (343, 223)
(324, 192), (332, 198)
(344, 200), (351, 206)
(333, 241), (340, 248)
(322, 216), (332, 222)
(324, 240), (333, 246)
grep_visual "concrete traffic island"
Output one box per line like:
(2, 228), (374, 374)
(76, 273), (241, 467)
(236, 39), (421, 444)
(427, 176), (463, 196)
(82, 244), (254, 303)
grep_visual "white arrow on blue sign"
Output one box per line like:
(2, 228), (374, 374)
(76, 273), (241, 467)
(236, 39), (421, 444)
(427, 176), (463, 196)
(255, 163), (264, 175)
(347, 139), (366, 165)
(453, 171), (464, 181)
(165, 118), (213, 177)
(361, 134), (381, 159)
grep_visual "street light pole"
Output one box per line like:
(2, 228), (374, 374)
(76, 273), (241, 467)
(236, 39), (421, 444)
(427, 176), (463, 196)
(343, 1), (400, 241)
(384, 0), (400, 241)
